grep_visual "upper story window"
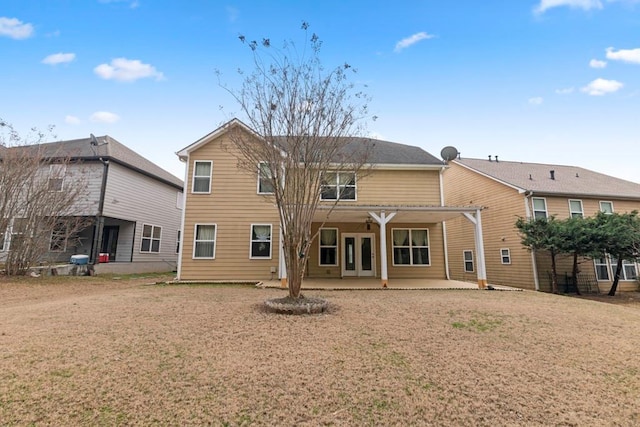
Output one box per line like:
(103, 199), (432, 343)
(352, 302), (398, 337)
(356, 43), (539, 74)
(141, 224), (161, 253)
(257, 162), (275, 194)
(599, 201), (614, 214)
(392, 228), (430, 266)
(193, 224), (216, 259)
(463, 250), (474, 272)
(532, 197), (547, 219)
(49, 164), (66, 192)
(321, 172), (356, 201)
(192, 161), (212, 194)
(319, 228), (338, 266)
(568, 199), (584, 218)
(250, 224), (272, 259)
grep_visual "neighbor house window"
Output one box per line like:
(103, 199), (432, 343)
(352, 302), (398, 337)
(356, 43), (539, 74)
(392, 229), (430, 266)
(176, 230), (181, 254)
(192, 161), (212, 193)
(9, 218), (28, 252)
(532, 198), (547, 219)
(319, 228), (338, 266)
(0, 227), (6, 251)
(501, 248), (511, 265)
(463, 250), (474, 272)
(193, 224), (216, 259)
(49, 164), (66, 192)
(176, 191), (184, 209)
(257, 162), (275, 194)
(600, 201), (614, 214)
(594, 257), (610, 281)
(49, 221), (67, 252)
(568, 199), (584, 218)
(321, 172), (356, 201)
(250, 224), (272, 259)
(141, 224), (161, 253)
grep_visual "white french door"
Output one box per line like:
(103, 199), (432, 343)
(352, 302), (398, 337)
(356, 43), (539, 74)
(342, 233), (375, 277)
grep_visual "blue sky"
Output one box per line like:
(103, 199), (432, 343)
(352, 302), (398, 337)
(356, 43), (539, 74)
(1, 0), (639, 182)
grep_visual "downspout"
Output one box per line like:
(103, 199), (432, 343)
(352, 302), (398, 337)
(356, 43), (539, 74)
(523, 190), (540, 291)
(176, 154), (189, 280)
(90, 158), (109, 268)
(439, 166), (451, 280)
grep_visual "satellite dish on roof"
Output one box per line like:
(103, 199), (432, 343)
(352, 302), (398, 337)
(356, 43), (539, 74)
(89, 134), (99, 146)
(440, 146), (459, 162)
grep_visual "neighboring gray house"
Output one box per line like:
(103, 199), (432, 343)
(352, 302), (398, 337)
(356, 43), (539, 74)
(1, 135), (184, 274)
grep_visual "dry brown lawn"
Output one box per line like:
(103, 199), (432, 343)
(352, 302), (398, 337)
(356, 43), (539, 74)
(1, 274), (639, 426)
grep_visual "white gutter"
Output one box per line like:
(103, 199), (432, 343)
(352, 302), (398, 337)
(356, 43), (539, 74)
(523, 190), (540, 291)
(439, 166), (451, 280)
(176, 154), (189, 280)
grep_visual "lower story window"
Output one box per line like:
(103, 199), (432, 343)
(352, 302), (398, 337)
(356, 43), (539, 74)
(392, 228), (430, 266)
(319, 228), (338, 266)
(194, 224), (216, 258)
(250, 224), (272, 259)
(463, 250), (474, 272)
(501, 248), (511, 265)
(595, 256), (638, 281)
(141, 224), (161, 253)
(50, 222), (67, 252)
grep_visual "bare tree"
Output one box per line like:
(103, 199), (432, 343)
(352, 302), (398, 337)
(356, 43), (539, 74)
(0, 119), (90, 275)
(219, 23), (374, 299)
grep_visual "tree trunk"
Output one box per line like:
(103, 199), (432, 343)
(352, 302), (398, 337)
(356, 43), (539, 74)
(550, 251), (559, 294)
(572, 252), (581, 295)
(608, 257), (623, 296)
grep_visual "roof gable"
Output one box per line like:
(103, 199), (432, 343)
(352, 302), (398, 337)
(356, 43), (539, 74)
(455, 158), (640, 200)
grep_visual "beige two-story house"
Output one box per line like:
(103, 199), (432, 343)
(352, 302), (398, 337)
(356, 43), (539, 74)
(176, 119), (487, 287)
(443, 156), (640, 292)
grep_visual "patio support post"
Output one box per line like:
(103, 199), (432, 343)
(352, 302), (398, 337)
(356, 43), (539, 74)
(463, 210), (487, 288)
(369, 211), (396, 288)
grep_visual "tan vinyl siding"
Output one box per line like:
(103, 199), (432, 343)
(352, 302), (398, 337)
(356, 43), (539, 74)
(350, 169), (442, 206)
(180, 133), (280, 281)
(443, 162), (536, 289)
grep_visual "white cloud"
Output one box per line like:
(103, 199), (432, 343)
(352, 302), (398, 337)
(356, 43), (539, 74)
(98, 0), (140, 8)
(555, 87), (575, 94)
(94, 58), (164, 82)
(226, 6), (239, 22)
(589, 59), (607, 68)
(534, 0), (603, 13)
(581, 78), (623, 95)
(0, 17), (34, 39)
(528, 97), (544, 105)
(90, 111), (120, 123)
(42, 52), (76, 65)
(65, 115), (81, 125)
(394, 32), (435, 52)
(606, 47), (640, 64)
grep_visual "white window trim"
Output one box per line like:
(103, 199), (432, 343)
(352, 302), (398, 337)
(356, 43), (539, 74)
(49, 164), (66, 192)
(320, 171), (357, 202)
(463, 250), (474, 273)
(249, 224), (273, 259)
(532, 197), (548, 219)
(594, 257), (610, 281)
(257, 162), (275, 195)
(500, 248), (511, 265)
(192, 160), (213, 194)
(319, 228), (339, 266)
(599, 201), (614, 214)
(568, 199), (584, 218)
(140, 223), (162, 253)
(193, 223), (217, 259)
(391, 228), (431, 267)
(49, 223), (68, 253)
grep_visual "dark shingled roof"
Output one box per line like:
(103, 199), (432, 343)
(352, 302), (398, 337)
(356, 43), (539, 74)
(456, 158), (640, 200)
(271, 136), (444, 166)
(4, 135), (183, 189)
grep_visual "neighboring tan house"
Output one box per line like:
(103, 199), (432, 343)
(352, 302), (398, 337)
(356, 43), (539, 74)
(443, 156), (640, 292)
(176, 119), (487, 287)
(0, 135), (184, 274)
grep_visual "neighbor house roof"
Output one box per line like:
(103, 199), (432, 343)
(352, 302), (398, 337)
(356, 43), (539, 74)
(455, 157), (640, 200)
(6, 135), (183, 190)
(177, 118), (444, 167)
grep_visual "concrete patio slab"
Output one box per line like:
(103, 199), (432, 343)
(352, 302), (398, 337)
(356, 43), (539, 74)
(261, 278), (518, 291)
